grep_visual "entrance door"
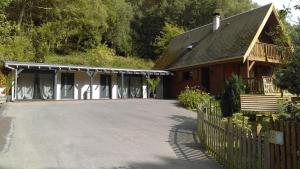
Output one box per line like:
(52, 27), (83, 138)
(100, 75), (111, 99)
(61, 73), (74, 99)
(201, 67), (210, 92)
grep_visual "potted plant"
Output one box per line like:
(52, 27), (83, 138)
(146, 77), (160, 99)
(0, 73), (7, 103)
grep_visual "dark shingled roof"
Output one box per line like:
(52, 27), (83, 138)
(154, 4), (273, 70)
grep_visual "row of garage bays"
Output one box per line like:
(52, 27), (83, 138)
(5, 61), (171, 101)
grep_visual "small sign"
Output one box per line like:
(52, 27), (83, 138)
(269, 130), (284, 145)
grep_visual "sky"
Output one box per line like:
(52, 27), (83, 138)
(252, 0), (300, 24)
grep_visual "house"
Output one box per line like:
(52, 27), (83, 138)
(4, 61), (170, 101)
(155, 3), (291, 98)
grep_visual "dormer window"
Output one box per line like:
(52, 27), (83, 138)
(187, 45), (193, 50)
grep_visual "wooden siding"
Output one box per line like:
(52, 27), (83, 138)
(166, 61), (277, 97)
(167, 62), (244, 97)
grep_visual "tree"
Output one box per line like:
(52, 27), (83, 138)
(154, 23), (185, 55)
(220, 75), (245, 117)
(277, 51), (300, 98)
(6, 0), (108, 55)
(102, 0), (133, 56)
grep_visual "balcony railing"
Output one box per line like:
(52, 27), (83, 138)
(243, 76), (280, 94)
(249, 42), (291, 63)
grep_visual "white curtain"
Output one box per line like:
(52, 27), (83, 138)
(117, 76), (129, 98)
(17, 74), (35, 100)
(39, 74), (54, 100)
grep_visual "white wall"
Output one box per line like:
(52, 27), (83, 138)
(111, 74), (118, 99)
(55, 71), (61, 100)
(11, 69), (16, 101)
(142, 77), (148, 99)
(92, 74), (100, 99)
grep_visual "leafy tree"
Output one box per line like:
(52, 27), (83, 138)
(6, 0), (108, 55)
(277, 51), (300, 98)
(154, 23), (185, 55)
(102, 0), (133, 56)
(0, 10), (35, 63)
(220, 75), (245, 117)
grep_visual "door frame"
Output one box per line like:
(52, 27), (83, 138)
(201, 67), (210, 92)
(61, 73), (75, 100)
(100, 74), (112, 99)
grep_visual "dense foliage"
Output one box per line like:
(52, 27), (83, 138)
(220, 75), (245, 117)
(0, 0), (258, 66)
(276, 52), (300, 98)
(278, 100), (300, 121)
(178, 86), (211, 111)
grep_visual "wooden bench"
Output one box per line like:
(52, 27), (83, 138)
(240, 95), (289, 113)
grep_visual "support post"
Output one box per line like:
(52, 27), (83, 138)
(54, 70), (57, 100)
(89, 76), (93, 100)
(15, 69), (18, 101)
(246, 59), (250, 78)
(86, 71), (96, 100)
(14, 68), (24, 101)
(146, 74), (150, 99)
(121, 73), (124, 99)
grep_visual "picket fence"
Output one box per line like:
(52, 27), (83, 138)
(197, 102), (300, 169)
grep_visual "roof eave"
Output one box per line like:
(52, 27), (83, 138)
(166, 55), (243, 71)
(4, 61), (172, 76)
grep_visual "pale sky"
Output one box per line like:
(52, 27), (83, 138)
(252, 0), (300, 24)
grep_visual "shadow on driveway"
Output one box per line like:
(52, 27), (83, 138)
(117, 115), (222, 169)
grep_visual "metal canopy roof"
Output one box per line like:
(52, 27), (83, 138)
(4, 61), (171, 76)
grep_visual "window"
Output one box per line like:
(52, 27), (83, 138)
(182, 71), (193, 81)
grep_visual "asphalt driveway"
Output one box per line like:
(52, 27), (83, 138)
(0, 100), (222, 169)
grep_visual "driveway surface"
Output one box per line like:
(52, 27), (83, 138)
(0, 100), (222, 169)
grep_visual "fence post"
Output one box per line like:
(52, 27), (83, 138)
(264, 131), (270, 169)
(227, 118), (233, 168)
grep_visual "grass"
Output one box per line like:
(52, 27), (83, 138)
(44, 45), (154, 69)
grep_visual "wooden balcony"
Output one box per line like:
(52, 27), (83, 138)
(243, 76), (280, 95)
(249, 42), (291, 63)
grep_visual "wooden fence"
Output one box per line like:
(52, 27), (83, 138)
(269, 120), (300, 169)
(197, 103), (300, 169)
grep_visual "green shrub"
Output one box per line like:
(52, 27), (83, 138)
(220, 75), (245, 117)
(277, 100), (300, 120)
(178, 86), (211, 111)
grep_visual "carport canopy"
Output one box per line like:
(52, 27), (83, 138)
(4, 61), (171, 76)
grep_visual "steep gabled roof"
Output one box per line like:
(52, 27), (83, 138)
(154, 4), (276, 70)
